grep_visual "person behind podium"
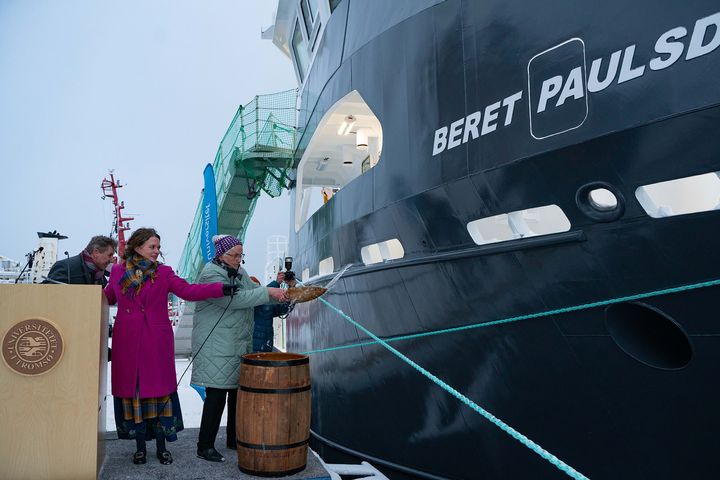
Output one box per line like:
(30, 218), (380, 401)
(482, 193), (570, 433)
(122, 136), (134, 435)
(44, 235), (117, 286)
(191, 235), (288, 462)
(44, 235), (118, 361)
(103, 227), (238, 466)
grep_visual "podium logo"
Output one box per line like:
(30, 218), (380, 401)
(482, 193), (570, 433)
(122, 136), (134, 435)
(2, 318), (64, 376)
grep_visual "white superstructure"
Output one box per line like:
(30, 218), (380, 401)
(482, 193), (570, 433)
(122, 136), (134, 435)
(29, 235), (62, 283)
(0, 255), (26, 284)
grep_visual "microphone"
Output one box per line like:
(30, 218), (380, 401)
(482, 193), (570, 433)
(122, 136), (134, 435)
(27, 246), (43, 269)
(41, 276), (68, 285)
(227, 268), (239, 297)
(64, 251), (70, 284)
(28, 246), (44, 269)
(15, 246), (43, 283)
(28, 247), (44, 270)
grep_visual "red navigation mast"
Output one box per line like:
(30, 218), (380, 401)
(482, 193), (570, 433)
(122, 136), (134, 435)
(101, 171), (134, 258)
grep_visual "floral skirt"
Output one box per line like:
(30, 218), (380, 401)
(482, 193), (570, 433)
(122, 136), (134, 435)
(114, 391), (184, 442)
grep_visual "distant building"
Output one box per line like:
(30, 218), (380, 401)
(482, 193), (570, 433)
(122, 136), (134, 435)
(264, 235), (288, 283)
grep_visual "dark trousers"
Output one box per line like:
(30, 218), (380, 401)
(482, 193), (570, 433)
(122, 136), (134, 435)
(198, 387), (237, 450)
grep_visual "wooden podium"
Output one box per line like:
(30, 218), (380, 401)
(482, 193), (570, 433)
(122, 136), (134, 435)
(0, 285), (109, 480)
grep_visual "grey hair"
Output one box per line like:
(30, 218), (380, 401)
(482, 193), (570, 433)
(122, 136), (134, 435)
(85, 235), (118, 253)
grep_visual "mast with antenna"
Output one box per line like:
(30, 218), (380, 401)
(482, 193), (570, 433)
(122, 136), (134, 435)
(101, 170), (134, 258)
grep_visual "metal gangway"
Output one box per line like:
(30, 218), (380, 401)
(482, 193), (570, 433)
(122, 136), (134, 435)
(178, 89), (297, 282)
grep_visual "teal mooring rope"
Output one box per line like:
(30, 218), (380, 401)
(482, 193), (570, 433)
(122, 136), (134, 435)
(305, 277), (720, 479)
(306, 278), (720, 355)
(316, 296), (589, 479)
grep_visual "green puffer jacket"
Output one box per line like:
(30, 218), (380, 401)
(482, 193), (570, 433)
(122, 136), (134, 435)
(190, 262), (272, 389)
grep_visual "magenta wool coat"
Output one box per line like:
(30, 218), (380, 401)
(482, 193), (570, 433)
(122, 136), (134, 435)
(104, 263), (224, 398)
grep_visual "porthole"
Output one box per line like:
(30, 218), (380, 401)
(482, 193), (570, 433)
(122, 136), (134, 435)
(588, 188), (617, 211)
(605, 302), (692, 370)
(576, 182), (625, 222)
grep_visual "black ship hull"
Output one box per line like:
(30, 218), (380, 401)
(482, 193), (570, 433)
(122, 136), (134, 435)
(285, 1), (720, 478)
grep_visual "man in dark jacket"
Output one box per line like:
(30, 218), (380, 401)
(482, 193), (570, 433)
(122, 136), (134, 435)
(44, 235), (117, 361)
(252, 271), (296, 352)
(45, 235), (117, 286)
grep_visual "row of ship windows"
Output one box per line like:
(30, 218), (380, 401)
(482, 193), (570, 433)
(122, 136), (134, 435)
(300, 171), (720, 281)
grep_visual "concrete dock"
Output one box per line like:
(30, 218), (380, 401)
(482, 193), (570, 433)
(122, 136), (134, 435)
(100, 428), (330, 480)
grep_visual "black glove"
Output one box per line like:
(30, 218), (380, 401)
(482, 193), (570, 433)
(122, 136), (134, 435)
(222, 284), (239, 296)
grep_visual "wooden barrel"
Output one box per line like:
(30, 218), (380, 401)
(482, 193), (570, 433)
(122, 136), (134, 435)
(236, 352), (310, 477)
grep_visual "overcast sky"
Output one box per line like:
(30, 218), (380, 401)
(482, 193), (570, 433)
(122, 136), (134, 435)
(0, 0), (296, 280)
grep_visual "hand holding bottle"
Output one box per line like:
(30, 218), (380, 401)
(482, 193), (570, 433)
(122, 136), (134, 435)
(268, 287), (289, 302)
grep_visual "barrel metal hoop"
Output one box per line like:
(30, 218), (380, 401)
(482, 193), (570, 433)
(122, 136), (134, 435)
(238, 464), (307, 477)
(241, 357), (309, 367)
(236, 438), (309, 450)
(239, 384), (311, 394)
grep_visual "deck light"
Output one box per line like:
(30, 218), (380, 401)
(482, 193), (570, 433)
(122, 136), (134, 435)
(356, 128), (369, 151)
(315, 157), (329, 171)
(337, 115), (356, 135)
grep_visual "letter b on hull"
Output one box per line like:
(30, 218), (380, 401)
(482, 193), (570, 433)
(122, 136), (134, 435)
(528, 38), (589, 139)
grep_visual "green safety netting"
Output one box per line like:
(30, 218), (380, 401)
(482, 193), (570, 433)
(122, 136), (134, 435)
(178, 89), (297, 281)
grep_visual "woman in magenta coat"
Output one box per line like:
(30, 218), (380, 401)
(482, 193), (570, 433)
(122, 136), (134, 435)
(104, 227), (233, 466)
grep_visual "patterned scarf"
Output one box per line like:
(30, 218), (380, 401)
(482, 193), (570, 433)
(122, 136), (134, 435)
(81, 250), (105, 283)
(119, 254), (158, 297)
(212, 258), (240, 281)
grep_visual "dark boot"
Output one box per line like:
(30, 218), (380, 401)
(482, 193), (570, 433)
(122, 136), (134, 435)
(133, 431), (147, 465)
(155, 432), (172, 464)
(197, 445), (225, 462)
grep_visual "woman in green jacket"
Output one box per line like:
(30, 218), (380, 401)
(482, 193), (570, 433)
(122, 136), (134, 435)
(191, 235), (287, 462)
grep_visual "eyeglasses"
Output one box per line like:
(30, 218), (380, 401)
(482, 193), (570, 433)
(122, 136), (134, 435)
(224, 253), (245, 260)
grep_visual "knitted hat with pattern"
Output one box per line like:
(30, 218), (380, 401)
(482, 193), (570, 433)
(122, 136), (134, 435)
(212, 234), (242, 258)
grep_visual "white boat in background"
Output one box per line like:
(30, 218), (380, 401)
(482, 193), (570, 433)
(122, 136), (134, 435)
(1, 231), (67, 284)
(0, 255), (26, 284)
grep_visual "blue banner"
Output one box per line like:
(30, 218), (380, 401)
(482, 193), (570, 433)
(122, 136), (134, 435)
(200, 164), (218, 262)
